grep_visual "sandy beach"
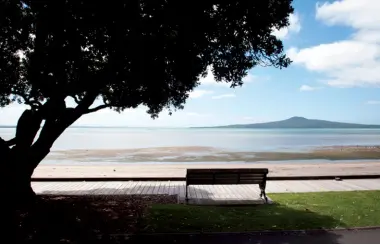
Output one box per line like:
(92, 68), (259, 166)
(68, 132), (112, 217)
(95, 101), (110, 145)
(34, 161), (380, 178)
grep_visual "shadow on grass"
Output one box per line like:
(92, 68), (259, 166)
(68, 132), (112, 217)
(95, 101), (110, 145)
(146, 202), (347, 230)
(123, 230), (347, 244)
(143, 202), (347, 243)
(2, 184), (347, 243)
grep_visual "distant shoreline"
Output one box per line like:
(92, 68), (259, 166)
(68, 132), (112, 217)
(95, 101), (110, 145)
(194, 116), (380, 129)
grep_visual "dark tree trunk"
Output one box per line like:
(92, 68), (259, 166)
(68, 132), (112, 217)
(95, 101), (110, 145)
(0, 146), (49, 208)
(0, 111), (58, 208)
(0, 148), (44, 242)
(1, 164), (36, 205)
(0, 116), (66, 242)
(0, 103), (86, 209)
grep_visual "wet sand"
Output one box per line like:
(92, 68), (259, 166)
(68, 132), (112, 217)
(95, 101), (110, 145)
(34, 161), (380, 178)
(46, 145), (380, 163)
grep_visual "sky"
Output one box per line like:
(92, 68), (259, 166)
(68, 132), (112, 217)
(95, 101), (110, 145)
(2, 0), (380, 127)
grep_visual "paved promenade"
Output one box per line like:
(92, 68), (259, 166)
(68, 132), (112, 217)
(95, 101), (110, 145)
(32, 178), (380, 204)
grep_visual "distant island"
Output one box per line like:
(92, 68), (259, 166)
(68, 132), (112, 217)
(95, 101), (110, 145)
(199, 117), (380, 129)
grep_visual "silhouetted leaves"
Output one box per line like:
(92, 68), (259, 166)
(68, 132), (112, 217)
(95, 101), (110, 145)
(1, 0), (293, 117)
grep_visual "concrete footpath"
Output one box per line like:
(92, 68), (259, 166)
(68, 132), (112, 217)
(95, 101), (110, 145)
(105, 228), (380, 244)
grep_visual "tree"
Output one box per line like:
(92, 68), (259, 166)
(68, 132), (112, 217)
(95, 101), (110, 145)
(0, 0), (293, 203)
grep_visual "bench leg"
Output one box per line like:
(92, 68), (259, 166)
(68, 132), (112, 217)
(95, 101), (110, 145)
(259, 183), (268, 203)
(185, 185), (189, 203)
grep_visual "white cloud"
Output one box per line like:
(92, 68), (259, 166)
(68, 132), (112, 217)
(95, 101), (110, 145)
(367, 100), (380, 105)
(211, 93), (236, 99)
(188, 89), (213, 98)
(353, 30), (380, 43)
(287, 42), (379, 72)
(299, 85), (322, 91)
(316, 0), (380, 30)
(272, 13), (301, 39)
(288, 0), (380, 87)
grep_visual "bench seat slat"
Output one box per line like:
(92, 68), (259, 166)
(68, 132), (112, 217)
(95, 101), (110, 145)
(187, 173), (266, 177)
(187, 179), (265, 183)
(187, 168), (268, 173)
(187, 180), (265, 185)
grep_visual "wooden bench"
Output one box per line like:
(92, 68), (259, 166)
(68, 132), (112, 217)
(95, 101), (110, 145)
(186, 168), (269, 203)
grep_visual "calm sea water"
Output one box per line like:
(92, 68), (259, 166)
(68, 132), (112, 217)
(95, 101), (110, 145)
(2, 127), (380, 152)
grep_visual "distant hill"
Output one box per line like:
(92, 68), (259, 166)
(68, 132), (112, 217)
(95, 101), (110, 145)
(202, 117), (380, 129)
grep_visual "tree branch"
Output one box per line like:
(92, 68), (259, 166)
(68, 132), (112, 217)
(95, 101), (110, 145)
(12, 90), (42, 109)
(83, 104), (111, 114)
(5, 137), (17, 147)
(71, 95), (81, 104)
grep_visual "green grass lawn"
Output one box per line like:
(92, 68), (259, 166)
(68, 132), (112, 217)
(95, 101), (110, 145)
(144, 191), (380, 233)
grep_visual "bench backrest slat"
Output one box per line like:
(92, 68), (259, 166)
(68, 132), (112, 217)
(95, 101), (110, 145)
(186, 168), (268, 185)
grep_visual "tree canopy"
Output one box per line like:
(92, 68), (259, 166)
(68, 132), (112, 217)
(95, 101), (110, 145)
(0, 0), (294, 203)
(1, 0), (293, 118)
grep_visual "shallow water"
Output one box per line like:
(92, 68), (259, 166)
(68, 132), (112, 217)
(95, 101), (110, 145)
(2, 127), (380, 164)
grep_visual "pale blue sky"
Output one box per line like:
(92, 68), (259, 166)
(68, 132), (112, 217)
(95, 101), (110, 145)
(1, 0), (380, 127)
